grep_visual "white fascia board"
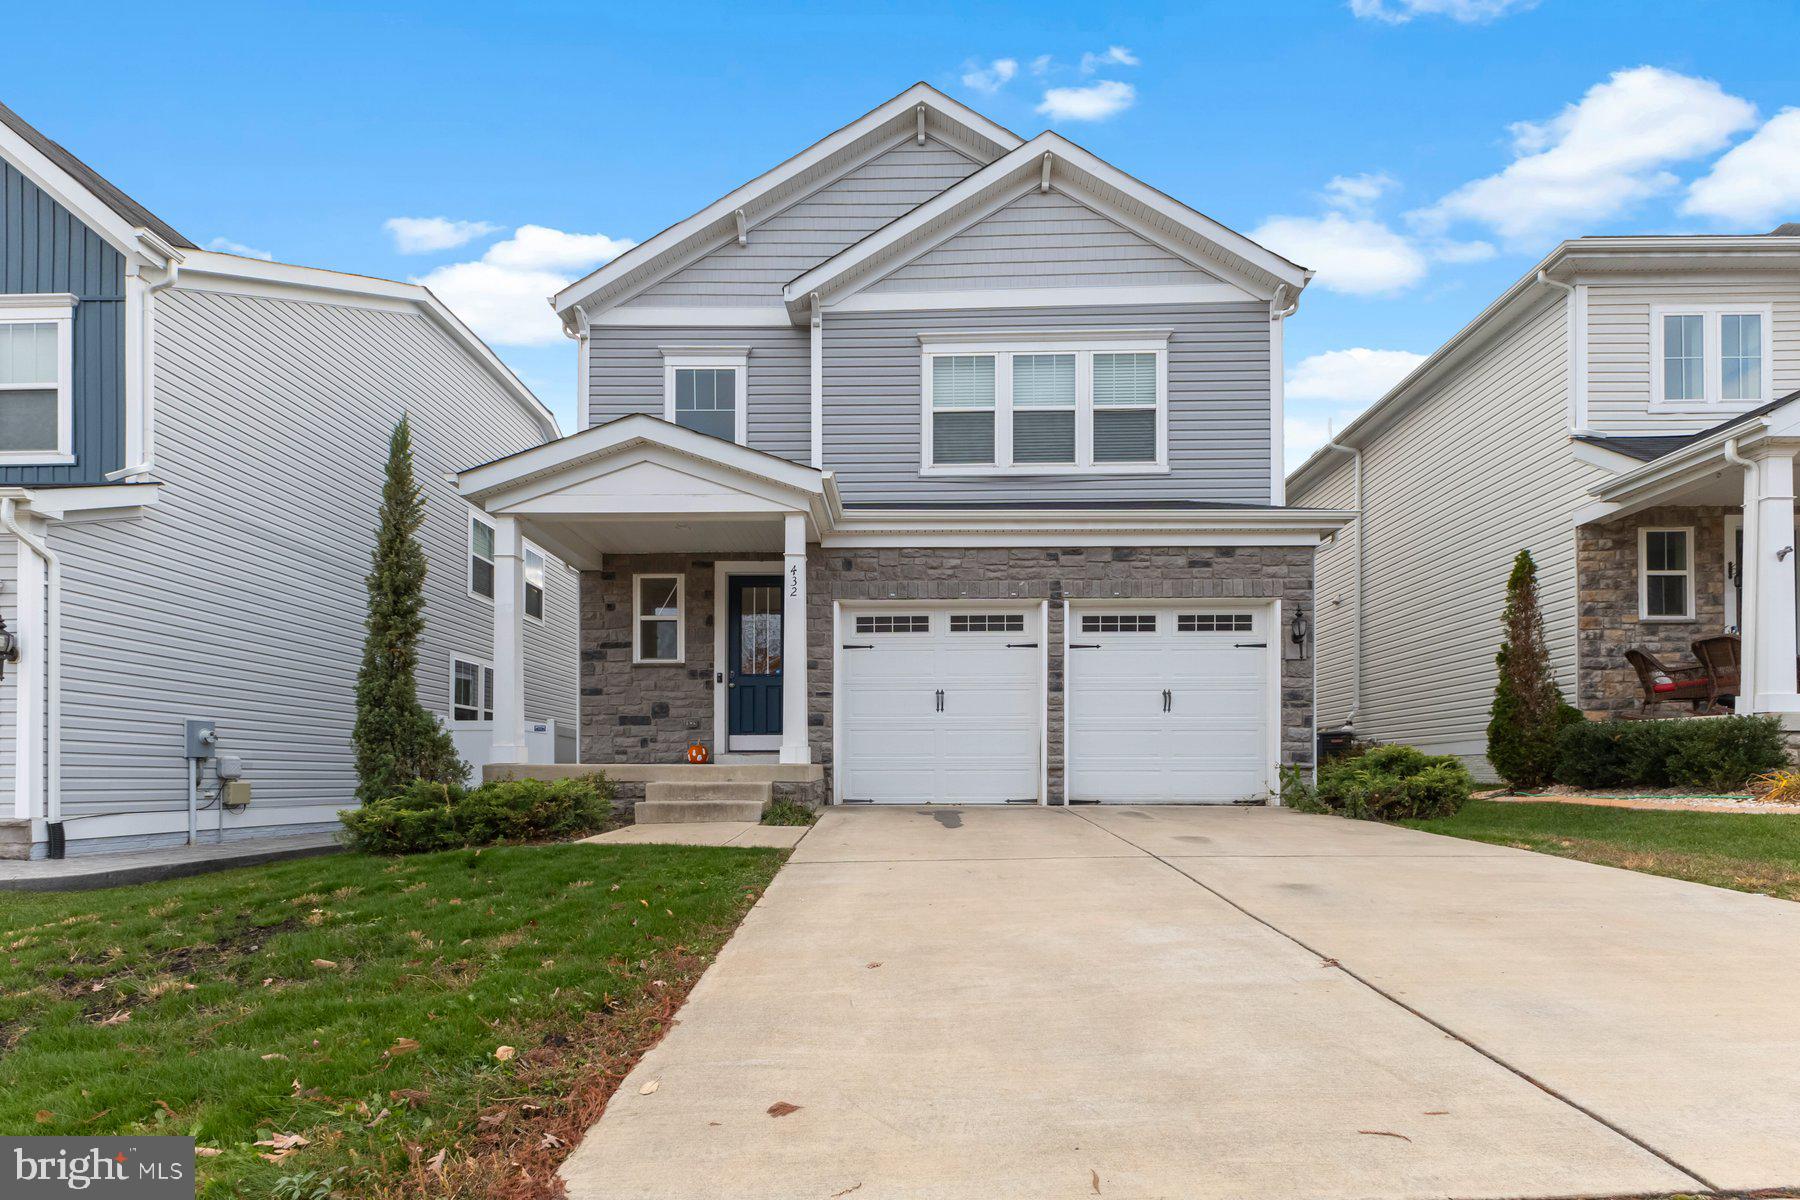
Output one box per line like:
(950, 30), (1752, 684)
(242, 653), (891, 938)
(12, 483), (162, 521)
(458, 413), (826, 507)
(788, 131), (1307, 317)
(552, 84), (1025, 319)
(823, 529), (1331, 548)
(827, 506), (1354, 542)
(0, 121), (170, 266)
(1569, 439), (1653, 474)
(833, 282), (1254, 313)
(174, 250), (559, 441)
(592, 305), (792, 327)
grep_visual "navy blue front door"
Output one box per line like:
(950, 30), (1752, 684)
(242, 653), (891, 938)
(727, 576), (783, 742)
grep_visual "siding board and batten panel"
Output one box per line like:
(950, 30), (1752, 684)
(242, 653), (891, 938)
(1294, 297), (1603, 772)
(47, 287), (575, 828)
(823, 304), (1272, 505)
(0, 160), (125, 484)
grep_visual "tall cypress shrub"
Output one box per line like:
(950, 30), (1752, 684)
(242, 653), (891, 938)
(1487, 549), (1581, 788)
(353, 417), (467, 803)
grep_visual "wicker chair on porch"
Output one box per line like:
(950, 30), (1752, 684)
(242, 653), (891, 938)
(1624, 648), (1716, 713)
(1691, 634), (1743, 712)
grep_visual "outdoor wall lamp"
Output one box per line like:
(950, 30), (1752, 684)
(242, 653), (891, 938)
(1290, 607), (1311, 660)
(0, 612), (17, 682)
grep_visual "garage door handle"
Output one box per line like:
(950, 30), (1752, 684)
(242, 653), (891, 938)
(841, 643), (873, 649)
(1235, 642), (1267, 648)
(935, 688), (944, 713)
(1006, 642), (1038, 648)
(1162, 688), (1171, 713)
(1069, 643), (1101, 649)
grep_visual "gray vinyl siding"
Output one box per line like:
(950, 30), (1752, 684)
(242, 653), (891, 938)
(46, 287), (574, 825)
(822, 304), (1272, 505)
(1585, 276), (1800, 436)
(0, 160), (126, 484)
(1291, 297), (1600, 772)
(624, 140), (984, 306)
(0, 536), (15, 813)
(869, 189), (1217, 293)
(588, 325), (811, 462)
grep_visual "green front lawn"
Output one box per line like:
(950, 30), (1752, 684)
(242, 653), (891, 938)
(1406, 799), (1800, 901)
(0, 842), (784, 1197)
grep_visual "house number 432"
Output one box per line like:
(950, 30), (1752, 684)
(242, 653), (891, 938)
(788, 564), (799, 597)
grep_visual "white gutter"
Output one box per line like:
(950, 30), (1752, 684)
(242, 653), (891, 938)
(562, 304), (591, 433)
(1318, 440), (1362, 728)
(0, 497), (60, 832)
(105, 258), (180, 481)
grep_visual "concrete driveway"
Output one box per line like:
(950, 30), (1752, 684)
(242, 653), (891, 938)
(561, 806), (1800, 1200)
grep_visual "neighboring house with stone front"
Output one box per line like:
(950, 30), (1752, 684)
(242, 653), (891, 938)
(460, 84), (1350, 809)
(1289, 228), (1800, 774)
(0, 102), (577, 859)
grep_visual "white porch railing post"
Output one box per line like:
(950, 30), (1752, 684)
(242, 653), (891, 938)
(780, 512), (811, 765)
(1749, 449), (1800, 713)
(491, 514), (529, 763)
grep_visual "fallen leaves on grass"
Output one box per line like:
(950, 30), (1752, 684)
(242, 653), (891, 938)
(385, 1037), (421, 1058)
(254, 1132), (311, 1163)
(766, 1101), (801, 1118)
(494, 1045), (516, 1061)
(311, 958), (339, 970)
(34, 1110), (53, 1123)
(95, 1009), (130, 1026)
(194, 1147), (221, 1158)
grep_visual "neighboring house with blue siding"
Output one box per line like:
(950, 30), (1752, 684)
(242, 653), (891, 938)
(461, 85), (1350, 809)
(0, 103), (577, 859)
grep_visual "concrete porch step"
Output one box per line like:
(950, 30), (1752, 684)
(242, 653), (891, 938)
(636, 781), (772, 825)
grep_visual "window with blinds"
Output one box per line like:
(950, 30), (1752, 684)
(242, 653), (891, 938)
(0, 312), (70, 461)
(922, 342), (1163, 473)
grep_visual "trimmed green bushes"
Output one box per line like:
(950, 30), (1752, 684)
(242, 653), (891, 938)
(1553, 716), (1786, 792)
(1314, 744), (1475, 821)
(339, 774), (613, 854)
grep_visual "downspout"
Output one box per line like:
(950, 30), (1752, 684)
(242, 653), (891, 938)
(106, 259), (180, 481)
(1318, 440), (1362, 730)
(562, 305), (591, 432)
(1536, 269), (1584, 433)
(1725, 436), (1756, 703)
(0, 497), (61, 853)
(1269, 285), (1298, 504)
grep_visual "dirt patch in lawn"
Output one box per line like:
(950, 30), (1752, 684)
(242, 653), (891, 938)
(1481, 786), (1800, 815)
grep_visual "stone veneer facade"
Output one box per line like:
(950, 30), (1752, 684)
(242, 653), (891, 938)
(1576, 505), (1733, 718)
(580, 545), (1316, 804)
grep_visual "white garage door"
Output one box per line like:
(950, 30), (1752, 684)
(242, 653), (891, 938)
(1067, 606), (1273, 804)
(839, 608), (1041, 804)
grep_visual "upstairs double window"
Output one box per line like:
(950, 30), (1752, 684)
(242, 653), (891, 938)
(922, 335), (1167, 474)
(1652, 306), (1770, 411)
(0, 299), (74, 465)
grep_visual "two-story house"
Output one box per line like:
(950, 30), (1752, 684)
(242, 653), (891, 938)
(0, 102), (578, 858)
(1288, 229), (1800, 773)
(461, 85), (1350, 808)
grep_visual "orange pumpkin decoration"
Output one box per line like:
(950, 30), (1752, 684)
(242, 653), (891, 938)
(686, 742), (711, 764)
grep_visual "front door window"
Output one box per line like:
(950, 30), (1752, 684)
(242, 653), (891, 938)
(738, 583), (782, 676)
(727, 575), (784, 747)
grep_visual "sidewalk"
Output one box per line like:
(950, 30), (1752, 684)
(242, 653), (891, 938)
(0, 834), (342, 892)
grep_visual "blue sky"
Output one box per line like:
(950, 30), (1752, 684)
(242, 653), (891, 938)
(7, 0), (1799, 460)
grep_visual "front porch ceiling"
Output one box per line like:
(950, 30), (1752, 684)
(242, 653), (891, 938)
(516, 513), (789, 565)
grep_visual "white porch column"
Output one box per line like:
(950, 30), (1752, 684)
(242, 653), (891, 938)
(491, 514), (529, 762)
(11, 518), (46, 821)
(1748, 449), (1800, 713)
(780, 512), (811, 764)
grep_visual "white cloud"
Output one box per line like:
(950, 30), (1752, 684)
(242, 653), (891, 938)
(1429, 238), (1497, 263)
(1037, 80), (1137, 122)
(206, 236), (272, 260)
(414, 224), (635, 347)
(383, 216), (501, 254)
(1079, 46), (1139, 74)
(1323, 172), (1398, 213)
(1288, 347), (1428, 404)
(1415, 66), (1758, 245)
(1349, 0), (1537, 23)
(1251, 212), (1428, 295)
(1684, 108), (1800, 227)
(961, 57), (1019, 94)
(1029, 54), (1054, 77)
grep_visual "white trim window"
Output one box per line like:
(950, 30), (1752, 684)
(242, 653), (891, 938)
(469, 513), (496, 601)
(633, 573), (685, 664)
(451, 656), (495, 723)
(920, 333), (1169, 474)
(661, 349), (748, 445)
(0, 298), (76, 465)
(524, 546), (546, 621)
(1639, 526), (1694, 621)
(1650, 305), (1772, 411)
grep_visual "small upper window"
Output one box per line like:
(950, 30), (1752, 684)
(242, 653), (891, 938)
(1639, 527), (1693, 620)
(469, 515), (496, 600)
(634, 574), (684, 664)
(1653, 308), (1768, 409)
(855, 614), (932, 634)
(1081, 614), (1157, 633)
(1177, 613), (1253, 633)
(949, 613), (1025, 633)
(662, 351), (747, 444)
(0, 301), (74, 464)
(524, 547), (545, 621)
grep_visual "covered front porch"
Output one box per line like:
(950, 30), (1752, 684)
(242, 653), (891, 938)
(457, 416), (835, 795)
(1577, 403), (1800, 719)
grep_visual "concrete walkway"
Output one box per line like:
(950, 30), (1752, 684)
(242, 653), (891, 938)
(561, 806), (1800, 1200)
(580, 821), (810, 848)
(0, 833), (341, 892)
